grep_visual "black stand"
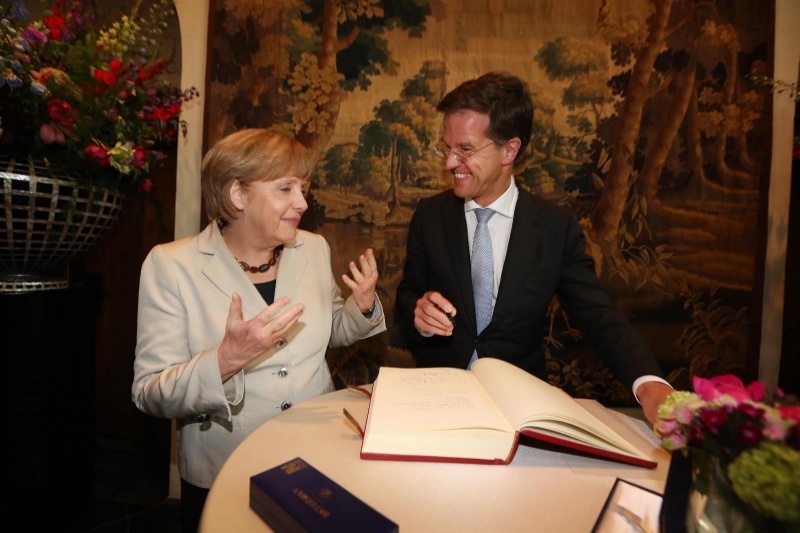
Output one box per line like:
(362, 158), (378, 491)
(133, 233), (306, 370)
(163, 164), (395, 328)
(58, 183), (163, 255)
(9, 278), (102, 527)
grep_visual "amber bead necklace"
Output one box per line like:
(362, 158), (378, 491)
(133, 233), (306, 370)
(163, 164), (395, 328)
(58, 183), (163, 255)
(217, 218), (283, 274)
(237, 245), (283, 273)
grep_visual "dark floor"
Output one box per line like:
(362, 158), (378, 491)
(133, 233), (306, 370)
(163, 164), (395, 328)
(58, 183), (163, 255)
(66, 438), (182, 533)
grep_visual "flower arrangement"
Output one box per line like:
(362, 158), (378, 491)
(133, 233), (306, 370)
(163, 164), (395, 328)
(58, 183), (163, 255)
(655, 374), (800, 524)
(0, 0), (198, 193)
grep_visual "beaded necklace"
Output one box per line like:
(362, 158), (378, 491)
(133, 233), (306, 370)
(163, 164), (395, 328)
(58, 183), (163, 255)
(217, 217), (283, 274)
(237, 246), (283, 273)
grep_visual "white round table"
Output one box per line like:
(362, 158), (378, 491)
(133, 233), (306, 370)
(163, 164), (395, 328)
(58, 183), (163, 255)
(199, 386), (670, 532)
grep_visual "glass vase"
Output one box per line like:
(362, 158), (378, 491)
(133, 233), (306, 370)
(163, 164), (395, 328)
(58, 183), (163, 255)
(686, 454), (788, 533)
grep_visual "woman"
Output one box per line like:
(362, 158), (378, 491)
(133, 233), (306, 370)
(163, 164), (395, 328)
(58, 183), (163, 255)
(132, 129), (386, 532)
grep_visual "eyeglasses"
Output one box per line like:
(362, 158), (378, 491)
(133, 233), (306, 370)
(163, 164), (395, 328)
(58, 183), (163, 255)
(432, 141), (497, 163)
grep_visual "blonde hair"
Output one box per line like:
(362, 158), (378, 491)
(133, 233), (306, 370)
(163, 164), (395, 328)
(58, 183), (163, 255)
(201, 129), (314, 221)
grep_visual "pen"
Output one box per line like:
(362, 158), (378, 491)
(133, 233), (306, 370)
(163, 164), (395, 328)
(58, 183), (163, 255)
(445, 310), (456, 325)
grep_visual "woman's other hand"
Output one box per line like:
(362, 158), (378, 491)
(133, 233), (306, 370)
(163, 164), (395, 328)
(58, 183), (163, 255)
(217, 293), (304, 382)
(342, 248), (378, 313)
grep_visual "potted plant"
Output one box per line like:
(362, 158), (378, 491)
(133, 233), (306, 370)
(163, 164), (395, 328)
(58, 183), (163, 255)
(655, 374), (800, 532)
(0, 0), (198, 291)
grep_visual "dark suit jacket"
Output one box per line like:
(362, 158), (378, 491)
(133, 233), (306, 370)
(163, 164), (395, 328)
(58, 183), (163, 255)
(394, 188), (663, 389)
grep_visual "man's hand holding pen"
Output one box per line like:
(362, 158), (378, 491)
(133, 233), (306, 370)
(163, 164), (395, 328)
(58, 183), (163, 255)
(414, 291), (456, 337)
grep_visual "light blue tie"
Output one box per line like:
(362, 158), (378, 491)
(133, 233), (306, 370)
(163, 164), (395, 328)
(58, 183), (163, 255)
(469, 208), (495, 368)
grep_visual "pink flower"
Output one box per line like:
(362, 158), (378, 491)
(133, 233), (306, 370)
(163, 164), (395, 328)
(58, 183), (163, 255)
(654, 419), (679, 438)
(674, 404), (695, 425)
(693, 374), (762, 403)
(84, 145), (110, 166)
(763, 413), (788, 441)
(138, 178), (153, 193)
(746, 381), (766, 402)
(40, 123), (66, 145)
(661, 431), (687, 450)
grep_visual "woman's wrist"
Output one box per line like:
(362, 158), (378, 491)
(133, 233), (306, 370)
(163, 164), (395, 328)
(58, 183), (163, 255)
(361, 297), (377, 318)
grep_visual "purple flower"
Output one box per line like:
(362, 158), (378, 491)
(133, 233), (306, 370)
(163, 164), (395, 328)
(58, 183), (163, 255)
(70, 12), (86, 30)
(738, 402), (761, 415)
(8, 0), (29, 22)
(737, 424), (763, 447)
(22, 26), (47, 44)
(690, 425), (705, 444)
(700, 407), (728, 432)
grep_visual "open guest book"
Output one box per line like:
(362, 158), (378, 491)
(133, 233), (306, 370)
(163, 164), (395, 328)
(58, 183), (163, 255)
(359, 358), (658, 468)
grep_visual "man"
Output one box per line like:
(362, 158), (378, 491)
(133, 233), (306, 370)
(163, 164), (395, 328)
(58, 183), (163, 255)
(394, 72), (671, 425)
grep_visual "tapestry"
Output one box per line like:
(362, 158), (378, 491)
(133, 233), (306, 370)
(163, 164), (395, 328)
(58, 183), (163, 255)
(206, 0), (774, 406)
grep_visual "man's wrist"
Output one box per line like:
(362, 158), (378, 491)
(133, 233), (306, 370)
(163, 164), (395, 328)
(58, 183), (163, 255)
(633, 376), (672, 403)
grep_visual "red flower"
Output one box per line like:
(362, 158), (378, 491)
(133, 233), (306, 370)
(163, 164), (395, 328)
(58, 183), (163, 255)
(46, 99), (75, 125)
(43, 14), (66, 40)
(138, 178), (153, 193)
(132, 146), (147, 169)
(148, 104), (182, 121)
(689, 424), (705, 444)
(93, 68), (118, 86)
(109, 58), (124, 74)
(84, 145), (110, 166)
(778, 405), (800, 422)
(31, 70), (53, 85)
(699, 407), (728, 432)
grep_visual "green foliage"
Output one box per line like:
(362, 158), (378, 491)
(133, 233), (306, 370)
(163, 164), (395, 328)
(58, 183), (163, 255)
(678, 284), (749, 378)
(322, 143), (358, 188)
(290, 0), (430, 92)
(606, 190), (675, 295)
(546, 352), (631, 405)
(728, 443), (800, 523)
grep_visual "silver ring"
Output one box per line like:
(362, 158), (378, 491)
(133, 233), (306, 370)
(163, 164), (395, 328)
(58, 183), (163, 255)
(274, 338), (287, 349)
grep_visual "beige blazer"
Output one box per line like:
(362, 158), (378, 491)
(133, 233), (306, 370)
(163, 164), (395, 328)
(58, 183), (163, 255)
(132, 221), (386, 488)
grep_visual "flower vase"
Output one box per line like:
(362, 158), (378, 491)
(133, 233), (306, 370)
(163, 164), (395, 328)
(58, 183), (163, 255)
(686, 456), (769, 533)
(0, 156), (125, 292)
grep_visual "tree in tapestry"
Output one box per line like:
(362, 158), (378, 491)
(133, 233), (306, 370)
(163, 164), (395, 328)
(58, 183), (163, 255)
(207, 0), (772, 405)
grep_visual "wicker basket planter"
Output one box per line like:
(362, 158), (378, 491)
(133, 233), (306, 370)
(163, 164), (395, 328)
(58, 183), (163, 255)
(0, 156), (125, 293)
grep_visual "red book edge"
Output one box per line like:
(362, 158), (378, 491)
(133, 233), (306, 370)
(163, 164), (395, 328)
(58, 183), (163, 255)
(519, 428), (658, 469)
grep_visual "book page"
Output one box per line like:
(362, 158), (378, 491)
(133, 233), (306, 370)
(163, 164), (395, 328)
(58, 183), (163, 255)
(471, 358), (645, 457)
(366, 367), (514, 433)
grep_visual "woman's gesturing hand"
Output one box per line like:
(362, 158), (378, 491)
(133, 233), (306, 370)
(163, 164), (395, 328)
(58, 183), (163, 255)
(217, 293), (304, 382)
(342, 248), (379, 313)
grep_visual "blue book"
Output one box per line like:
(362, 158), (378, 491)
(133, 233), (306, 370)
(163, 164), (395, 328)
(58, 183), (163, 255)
(249, 457), (399, 532)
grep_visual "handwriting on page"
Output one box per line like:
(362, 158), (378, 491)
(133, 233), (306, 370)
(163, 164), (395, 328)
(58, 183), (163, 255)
(393, 372), (478, 412)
